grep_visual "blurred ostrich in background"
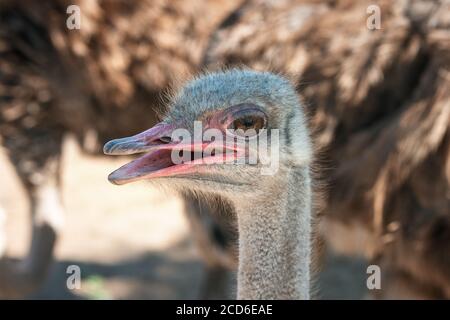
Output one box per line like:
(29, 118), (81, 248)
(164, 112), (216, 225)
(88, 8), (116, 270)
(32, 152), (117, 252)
(0, 0), (449, 299)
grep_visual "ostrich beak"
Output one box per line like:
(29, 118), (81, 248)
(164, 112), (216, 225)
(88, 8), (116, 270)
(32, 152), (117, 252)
(103, 122), (177, 156)
(104, 122), (242, 185)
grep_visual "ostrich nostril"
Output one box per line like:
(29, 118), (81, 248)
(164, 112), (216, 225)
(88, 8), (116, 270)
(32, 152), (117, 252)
(159, 136), (172, 144)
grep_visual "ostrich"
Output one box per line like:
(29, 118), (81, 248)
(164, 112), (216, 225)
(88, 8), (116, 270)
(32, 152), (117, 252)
(3, 0), (447, 300)
(104, 69), (314, 299)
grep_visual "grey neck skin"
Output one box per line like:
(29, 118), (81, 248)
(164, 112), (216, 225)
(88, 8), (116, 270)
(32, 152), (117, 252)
(232, 166), (311, 299)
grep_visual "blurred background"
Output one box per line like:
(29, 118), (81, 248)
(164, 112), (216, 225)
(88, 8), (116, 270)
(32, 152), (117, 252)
(0, 0), (449, 299)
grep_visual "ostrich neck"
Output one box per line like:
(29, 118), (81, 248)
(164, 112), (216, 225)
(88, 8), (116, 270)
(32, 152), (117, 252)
(235, 167), (311, 299)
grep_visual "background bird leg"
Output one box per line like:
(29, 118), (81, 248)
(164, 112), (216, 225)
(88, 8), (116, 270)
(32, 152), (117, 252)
(0, 130), (64, 298)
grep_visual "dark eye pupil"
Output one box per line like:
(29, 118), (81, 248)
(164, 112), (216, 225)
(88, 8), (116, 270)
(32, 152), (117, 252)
(232, 115), (265, 137)
(241, 117), (254, 128)
(234, 116), (258, 130)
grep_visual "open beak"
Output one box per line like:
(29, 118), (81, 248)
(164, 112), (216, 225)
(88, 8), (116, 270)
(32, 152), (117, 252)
(104, 122), (242, 185)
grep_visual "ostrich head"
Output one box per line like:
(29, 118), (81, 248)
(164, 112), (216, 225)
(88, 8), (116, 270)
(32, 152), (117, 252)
(104, 69), (313, 299)
(104, 69), (311, 200)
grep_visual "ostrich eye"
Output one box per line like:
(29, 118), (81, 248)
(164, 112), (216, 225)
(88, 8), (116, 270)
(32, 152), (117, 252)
(232, 116), (264, 132)
(226, 105), (267, 138)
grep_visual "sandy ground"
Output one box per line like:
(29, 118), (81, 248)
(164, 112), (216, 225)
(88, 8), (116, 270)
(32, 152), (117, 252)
(0, 136), (368, 299)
